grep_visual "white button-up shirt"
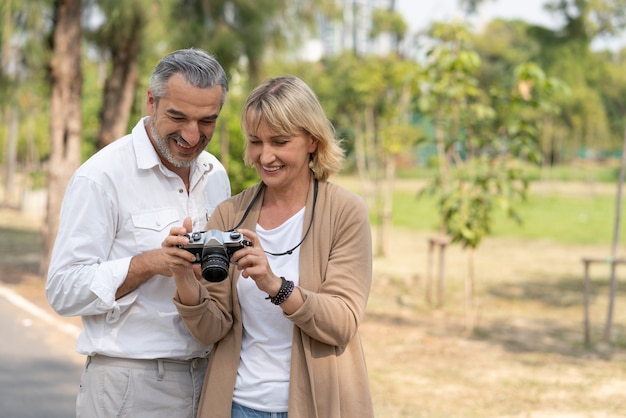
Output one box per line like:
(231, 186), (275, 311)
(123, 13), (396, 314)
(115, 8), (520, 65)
(46, 117), (230, 360)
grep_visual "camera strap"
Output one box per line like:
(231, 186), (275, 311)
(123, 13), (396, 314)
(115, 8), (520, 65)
(229, 179), (318, 257)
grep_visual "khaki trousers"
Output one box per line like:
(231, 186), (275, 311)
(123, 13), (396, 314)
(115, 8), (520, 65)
(76, 355), (207, 418)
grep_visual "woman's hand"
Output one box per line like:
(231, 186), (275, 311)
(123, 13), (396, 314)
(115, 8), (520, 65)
(230, 228), (282, 297)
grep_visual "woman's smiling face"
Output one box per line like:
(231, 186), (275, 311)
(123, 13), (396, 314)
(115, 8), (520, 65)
(246, 121), (318, 191)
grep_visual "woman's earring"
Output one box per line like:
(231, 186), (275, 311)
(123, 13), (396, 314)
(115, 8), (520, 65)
(309, 155), (316, 173)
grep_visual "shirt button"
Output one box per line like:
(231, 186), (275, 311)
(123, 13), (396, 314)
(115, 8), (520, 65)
(156, 221), (161, 227)
(179, 189), (184, 193)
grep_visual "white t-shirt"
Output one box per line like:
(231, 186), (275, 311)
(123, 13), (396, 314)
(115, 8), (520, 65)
(46, 117), (231, 360)
(233, 207), (304, 412)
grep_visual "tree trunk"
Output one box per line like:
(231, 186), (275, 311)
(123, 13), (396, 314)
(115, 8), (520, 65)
(378, 152), (396, 257)
(2, 0), (18, 209)
(353, 118), (370, 197)
(96, 20), (142, 149)
(465, 247), (476, 335)
(3, 106), (19, 208)
(435, 118), (448, 185)
(41, 0), (82, 278)
(354, 113), (374, 209)
(604, 122), (626, 344)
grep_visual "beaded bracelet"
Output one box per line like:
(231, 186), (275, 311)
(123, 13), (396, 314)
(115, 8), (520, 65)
(265, 277), (295, 305)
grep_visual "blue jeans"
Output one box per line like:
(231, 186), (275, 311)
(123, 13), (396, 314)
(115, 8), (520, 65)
(231, 402), (288, 418)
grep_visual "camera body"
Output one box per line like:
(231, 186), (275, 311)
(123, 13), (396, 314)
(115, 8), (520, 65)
(179, 230), (252, 282)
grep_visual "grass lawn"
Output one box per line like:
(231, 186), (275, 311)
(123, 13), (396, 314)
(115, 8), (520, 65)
(392, 184), (624, 246)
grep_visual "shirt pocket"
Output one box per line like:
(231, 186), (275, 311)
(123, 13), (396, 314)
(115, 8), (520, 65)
(131, 208), (180, 252)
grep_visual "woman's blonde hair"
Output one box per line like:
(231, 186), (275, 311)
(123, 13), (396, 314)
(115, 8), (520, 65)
(241, 76), (344, 180)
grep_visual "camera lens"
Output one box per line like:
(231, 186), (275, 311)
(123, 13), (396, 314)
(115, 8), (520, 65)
(201, 253), (229, 282)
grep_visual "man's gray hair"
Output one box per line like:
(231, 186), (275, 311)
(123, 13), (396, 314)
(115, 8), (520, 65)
(149, 48), (229, 106)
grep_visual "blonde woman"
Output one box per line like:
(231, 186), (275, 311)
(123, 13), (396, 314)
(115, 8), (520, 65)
(163, 76), (374, 418)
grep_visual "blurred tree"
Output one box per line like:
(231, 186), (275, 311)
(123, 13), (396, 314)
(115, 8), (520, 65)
(322, 51), (422, 257)
(41, 0), (83, 276)
(472, 18), (574, 164)
(86, 0), (151, 149)
(545, 0), (626, 40)
(473, 19), (542, 86)
(370, 8), (407, 55)
(595, 49), (626, 138)
(170, 0), (337, 89)
(536, 0), (626, 156)
(309, 6), (423, 257)
(472, 8), (625, 164)
(418, 22), (566, 331)
(0, 0), (49, 207)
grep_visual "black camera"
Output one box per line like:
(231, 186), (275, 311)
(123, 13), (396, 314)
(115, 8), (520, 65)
(179, 230), (252, 282)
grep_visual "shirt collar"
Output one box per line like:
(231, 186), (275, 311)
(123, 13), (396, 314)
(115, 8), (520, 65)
(133, 117), (162, 171)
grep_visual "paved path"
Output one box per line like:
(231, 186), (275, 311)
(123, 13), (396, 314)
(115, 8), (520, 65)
(0, 285), (83, 418)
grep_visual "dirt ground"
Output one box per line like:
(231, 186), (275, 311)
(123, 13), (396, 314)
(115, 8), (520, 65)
(364, 230), (626, 417)
(2, 180), (626, 417)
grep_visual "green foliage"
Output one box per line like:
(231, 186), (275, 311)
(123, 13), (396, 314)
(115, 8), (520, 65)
(81, 59), (103, 160)
(591, 49), (626, 141)
(169, 0), (334, 87)
(473, 6), (626, 159)
(0, 0), (50, 165)
(205, 89), (259, 194)
(17, 111), (49, 163)
(439, 178), (493, 248)
(544, 0), (626, 39)
(370, 8), (408, 42)
(29, 169), (47, 189)
(474, 18), (541, 70)
(418, 22), (565, 250)
(314, 51), (423, 193)
(86, 0), (152, 49)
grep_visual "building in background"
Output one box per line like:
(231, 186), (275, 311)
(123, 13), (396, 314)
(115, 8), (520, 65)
(299, 0), (396, 61)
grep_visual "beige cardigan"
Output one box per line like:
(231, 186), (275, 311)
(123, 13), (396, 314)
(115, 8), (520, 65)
(175, 178), (374, 418)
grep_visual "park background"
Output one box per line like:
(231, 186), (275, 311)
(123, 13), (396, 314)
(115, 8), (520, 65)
(2, 0), (626, 416)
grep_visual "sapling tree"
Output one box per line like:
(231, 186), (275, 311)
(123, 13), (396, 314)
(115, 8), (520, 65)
(418, 22), (567, 332)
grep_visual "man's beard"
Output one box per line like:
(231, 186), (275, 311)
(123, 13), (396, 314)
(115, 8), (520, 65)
(150, 119), (206, 168)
